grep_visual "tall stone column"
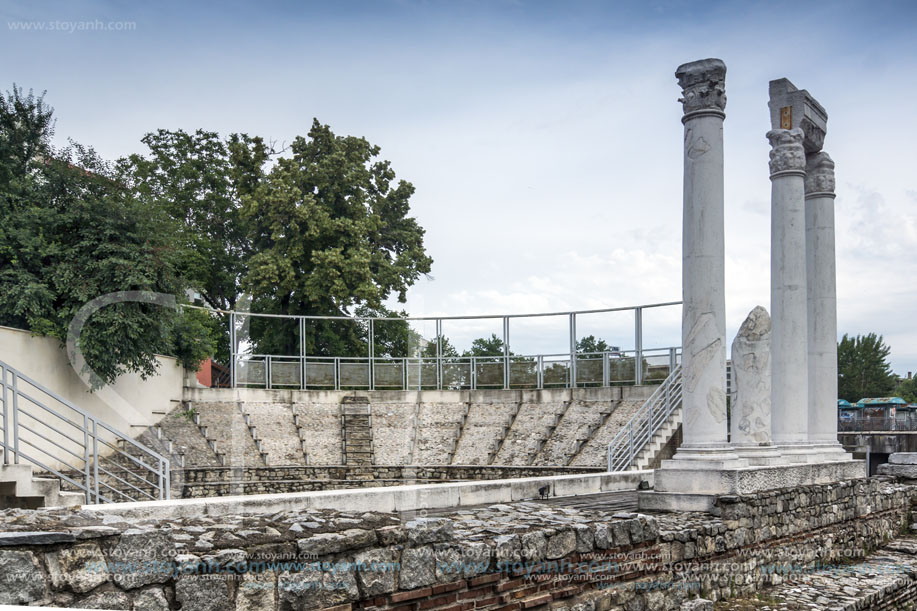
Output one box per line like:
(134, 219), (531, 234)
(672, 58), (736, 460)
(767, 128), (810, 448)
(806, 152), (847, 456)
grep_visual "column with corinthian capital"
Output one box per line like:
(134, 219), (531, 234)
(805, 152), (849, 458)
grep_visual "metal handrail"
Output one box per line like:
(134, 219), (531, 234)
(220, 300), (683, 389)
(0, 359), (170, 504)
(233, 347), (681, 391)
(607, 364), (683, 471)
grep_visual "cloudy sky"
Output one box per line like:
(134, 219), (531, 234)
(3, 0), (916, 372)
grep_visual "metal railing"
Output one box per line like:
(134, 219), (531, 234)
(607, 364), (683, 471)
(0, 359), (170, 504)
(233, 348), (681, 391)
(838, 416), (917, 432)
(218, 300), (683, 391)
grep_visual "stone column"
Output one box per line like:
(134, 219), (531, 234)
(767, 128), (811, 449)
(672, 58), (736, 460)
(806, 152), (847, 457)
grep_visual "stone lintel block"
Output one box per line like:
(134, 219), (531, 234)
(768, 78), (827, 153)
(889, 453), (917, 465)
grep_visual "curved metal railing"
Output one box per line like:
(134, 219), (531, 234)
(201, 300), (683, 391)
(607, 364), (683, 471)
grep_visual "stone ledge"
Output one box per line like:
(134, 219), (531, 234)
(80, 471), (655, 520)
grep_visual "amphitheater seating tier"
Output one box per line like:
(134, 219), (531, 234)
(371, 402), (417, 465)
(450, 402), (517, 465)
(414, 402), (467, 465)
(292, 402), (343, 464)
(193, 401), (266, 467)
(531, 400), (615, 466)
(243, 402), (306, 466)
(157, 406), (222, 467)
(570, 398), (645, 466)
(492, 401), (569, 465)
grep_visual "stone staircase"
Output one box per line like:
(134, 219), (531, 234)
(341, 398), (374, 466)
(0, 465), (83, 509)
(630, 404), (682, 470)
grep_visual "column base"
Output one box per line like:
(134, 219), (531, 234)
(731, 443), (789, 466)
(640, 458), (866, 512)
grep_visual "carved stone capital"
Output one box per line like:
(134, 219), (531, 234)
(805, 152), (835, 195)
(768, 78), (828, 153)
(767, 128), (806, 176)
(676, 58), (726, 115)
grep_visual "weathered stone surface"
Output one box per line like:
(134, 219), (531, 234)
(730, 306), (772, 445)
(573, 523), (594, 552)
(133, 587), (171, 611)
(405, 517), (453, 545)
(681, 599), (713, 611)
(546, 529), (576, 559)
(459, 541), (491, 577)
(109, 529), (175, 589)
(0, 531), (75, 546)
(494, 534), (521, 563)
(0, 550), (48, 604)
(521, 531), (547, 561)
(889, 453), (917, 465)
(354, 547), (398, 596)
(399, 546), (435, 589)
(236, 570), (276, 611)
(74, 589), (131, 609)
(297, 528), (376, 556)
(175, 574), (231, 611)
(45, 542), (108, 593)
(434, 543), (462, 581)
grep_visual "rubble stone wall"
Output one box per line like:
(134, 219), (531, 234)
(0, 478), (913, 609)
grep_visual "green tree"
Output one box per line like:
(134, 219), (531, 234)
(895, 376), (917, 404)
(837, 333), (897, 402)
(242, 119), (432, 356)
(124, 129), (270, 312)
(576, 335), (617, 354)
(0, 87), (209, 384)
(464, 334), (508, 357)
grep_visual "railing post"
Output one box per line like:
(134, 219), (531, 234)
(1, 365), (7, 465)
(266, 356), (272, 390)
(537, 355), (544, 389)
(669, 347), (677, 375)
(334, 358), (340, 390)
(503, 316), (510, 390)
(602, 352), (610, 387)
(229, 312), (236, 388)
(92, 419), (100, 503)
(11, 372), (19, 464)
(634, 307), (643, 385)
(628, 427), (634, 469)
(435, 319), (443, 391)
(471, 356), (477, 390)
(369, 318), (375, 391)
(82, 414), (90, 503)
(299, 317), (306, 390)
(569, 313), (577, 388)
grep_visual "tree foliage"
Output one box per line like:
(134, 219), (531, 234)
(0, 87), (212, 384)
(895, 376), (917, 404)
(837, 333), (897, 402)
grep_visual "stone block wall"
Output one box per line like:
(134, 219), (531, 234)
(0, 478), (913, 610)
(169, 387), (660, 475)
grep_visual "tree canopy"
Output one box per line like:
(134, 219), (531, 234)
(1, 87), (433, 382)
(0, 87), (213, 384)
(837, 333), (897, 402)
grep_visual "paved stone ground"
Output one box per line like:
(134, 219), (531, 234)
(718, 539), (917, 610)
(418, 490), (640, 518)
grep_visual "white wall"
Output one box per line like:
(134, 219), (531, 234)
(0, 325), (184, 469)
